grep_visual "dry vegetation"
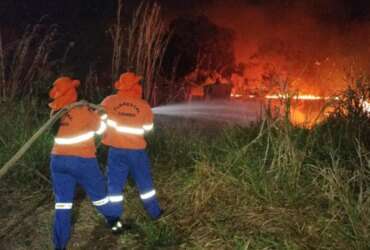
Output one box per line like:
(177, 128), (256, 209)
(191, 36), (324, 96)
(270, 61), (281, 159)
(110, 0), (170, 105)
(0, 23), (58, 101)
(0, 84), (369, 249)
(0, 1), (369, 249)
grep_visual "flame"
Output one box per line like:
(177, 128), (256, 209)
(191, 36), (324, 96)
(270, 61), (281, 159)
(363, 100), (370, 113)
(230, 93), (243, 98)
(230, 93), (337, 127)
(231, 93), (339, 101)
(265, 94), (322, 100)
(265, 94), (340, 101)
(205, 1), (370, 97)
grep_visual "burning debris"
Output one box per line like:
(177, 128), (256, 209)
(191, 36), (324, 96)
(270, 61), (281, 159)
(201, 0), (370, 98)
(161, 0), (370, 127)
(363, 100), (370, 113)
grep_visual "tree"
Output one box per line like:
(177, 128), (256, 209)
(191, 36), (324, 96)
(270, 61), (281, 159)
(162, 15), (235, 80)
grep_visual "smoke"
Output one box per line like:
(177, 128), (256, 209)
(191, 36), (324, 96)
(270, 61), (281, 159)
(203, 0), (370, 95)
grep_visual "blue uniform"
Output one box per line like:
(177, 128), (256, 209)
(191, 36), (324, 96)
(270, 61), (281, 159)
(101, 78), (162, 221)
(50, 155), (115, 249)
(107, 147), (161, 219)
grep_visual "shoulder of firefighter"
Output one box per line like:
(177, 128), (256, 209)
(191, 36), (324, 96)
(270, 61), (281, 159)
(100, 94), (154, 149)
(52, 106), (107, 158)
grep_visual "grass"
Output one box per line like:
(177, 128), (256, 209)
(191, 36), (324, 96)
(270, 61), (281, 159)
(2, 5), (367, 249)
(0, 22), (59, 101)
(0, 88), (370, 249)
(127, 1), (170, 105)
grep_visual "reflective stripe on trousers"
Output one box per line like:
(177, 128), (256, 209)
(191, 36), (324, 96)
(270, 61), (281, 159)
(108, 195), (124, 203)
(92, 197), (109, 206)
(55, 203), (73, 209)
(140, 190), (156, 200)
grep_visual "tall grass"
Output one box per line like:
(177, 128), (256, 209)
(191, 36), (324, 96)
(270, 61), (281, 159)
(1, 81), (369, 248)
(110, 0), (125, 83)
(146, 111), (370, 248)
(0, 101), (53, 188)
(110, 0), (171, 105)
(80, 65), (107, 103)
(0, 33), (5, 99)
(145, 80), (370, 248)
(127, 1), (170, 105)
(0, 23), (58, 101)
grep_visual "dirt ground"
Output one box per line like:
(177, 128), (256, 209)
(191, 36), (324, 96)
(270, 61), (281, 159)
(0, 180), (180, 250)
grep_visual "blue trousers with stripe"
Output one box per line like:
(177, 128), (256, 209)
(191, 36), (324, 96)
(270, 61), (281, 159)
(107, 147), (161, 219)
(50, 155), (116, 249)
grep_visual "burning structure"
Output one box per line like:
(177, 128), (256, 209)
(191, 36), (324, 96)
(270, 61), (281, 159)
(204, 0), (370, 97)
(167, 0), (370, 101)
(163, 0), (370, 125)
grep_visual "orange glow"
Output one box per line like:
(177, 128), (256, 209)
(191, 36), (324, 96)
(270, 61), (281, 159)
(289, 102), (335, 127)
(229, 93), (337, 127)
(363, 100), (370, 113)
(230, 93), (243, 98)
(230, 93), (339, 101)
(266, 94), (321, 100)
(205, 2), (370, 97)
(265, 94), (340, 101)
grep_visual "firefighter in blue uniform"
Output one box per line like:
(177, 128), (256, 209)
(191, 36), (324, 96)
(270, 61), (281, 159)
(49, 77), (119, 250)
(101, 72), (162, 229)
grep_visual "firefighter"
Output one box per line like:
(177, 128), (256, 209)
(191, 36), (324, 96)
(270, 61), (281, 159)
(101, 72), (162, 229)
(49, 77), (118, 250)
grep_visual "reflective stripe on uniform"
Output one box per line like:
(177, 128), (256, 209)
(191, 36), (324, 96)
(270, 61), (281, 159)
(143, 123), (154, 131)
(55, 119), (108, 144)
(107, 119), (145, 135)
(55, 131), (95, 145)
(96, 121), (107, 135)
(108, 195), (124, 202)
(55, 203), (73, 210)
(92, 197), (109, 206)
(140, 190), (156, 200)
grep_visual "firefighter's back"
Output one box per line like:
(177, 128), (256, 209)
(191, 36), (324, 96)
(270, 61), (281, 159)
(101, 94), (153, 150)
(52, 106), (99, 158)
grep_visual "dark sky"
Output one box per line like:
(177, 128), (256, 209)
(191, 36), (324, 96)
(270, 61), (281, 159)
(1, 0), (369, 80)
(1, 0), (370, 27)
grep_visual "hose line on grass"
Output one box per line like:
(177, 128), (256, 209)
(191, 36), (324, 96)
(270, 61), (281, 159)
(0, 101), (105, 179)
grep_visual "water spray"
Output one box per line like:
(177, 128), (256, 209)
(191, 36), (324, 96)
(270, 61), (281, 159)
(152, 100), (264, 124)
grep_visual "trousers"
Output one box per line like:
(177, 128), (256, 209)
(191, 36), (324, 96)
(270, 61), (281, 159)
(106, 147), (161, 219)
(50, 155), (115, 249)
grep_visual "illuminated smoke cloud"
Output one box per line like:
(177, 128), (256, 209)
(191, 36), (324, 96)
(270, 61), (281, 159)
(202, 0), (370, 95)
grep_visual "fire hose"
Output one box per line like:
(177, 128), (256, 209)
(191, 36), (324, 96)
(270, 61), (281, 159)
(0, 100), (105, 179)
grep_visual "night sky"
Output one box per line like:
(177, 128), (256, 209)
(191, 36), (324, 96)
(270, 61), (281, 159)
(1, 0), (370, 28)
(1, 0), (370, 82)
(2, 0), (370, 41)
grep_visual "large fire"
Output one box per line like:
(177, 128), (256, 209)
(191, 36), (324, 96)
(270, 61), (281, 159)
(183, 1), (370, 127)
(204, 0), (370, 97)
(363, 101), (370, 113)
(200, 1), (370, 126)
(230, 93), (336, 127)
(230, 93), (370, 126)
(265, 94), (339, 101)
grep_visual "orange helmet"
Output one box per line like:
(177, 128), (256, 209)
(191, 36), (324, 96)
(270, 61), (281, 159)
(49, 77), (80, 111)
(114, 72), (142, 91)
(115, 72), (143, 98)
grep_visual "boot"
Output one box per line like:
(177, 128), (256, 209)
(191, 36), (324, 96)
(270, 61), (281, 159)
(110, 219), (124, 235)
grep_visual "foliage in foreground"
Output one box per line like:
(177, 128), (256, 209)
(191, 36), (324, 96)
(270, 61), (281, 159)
(0, 95), (369, 249)
(148, 113), (370, 249)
